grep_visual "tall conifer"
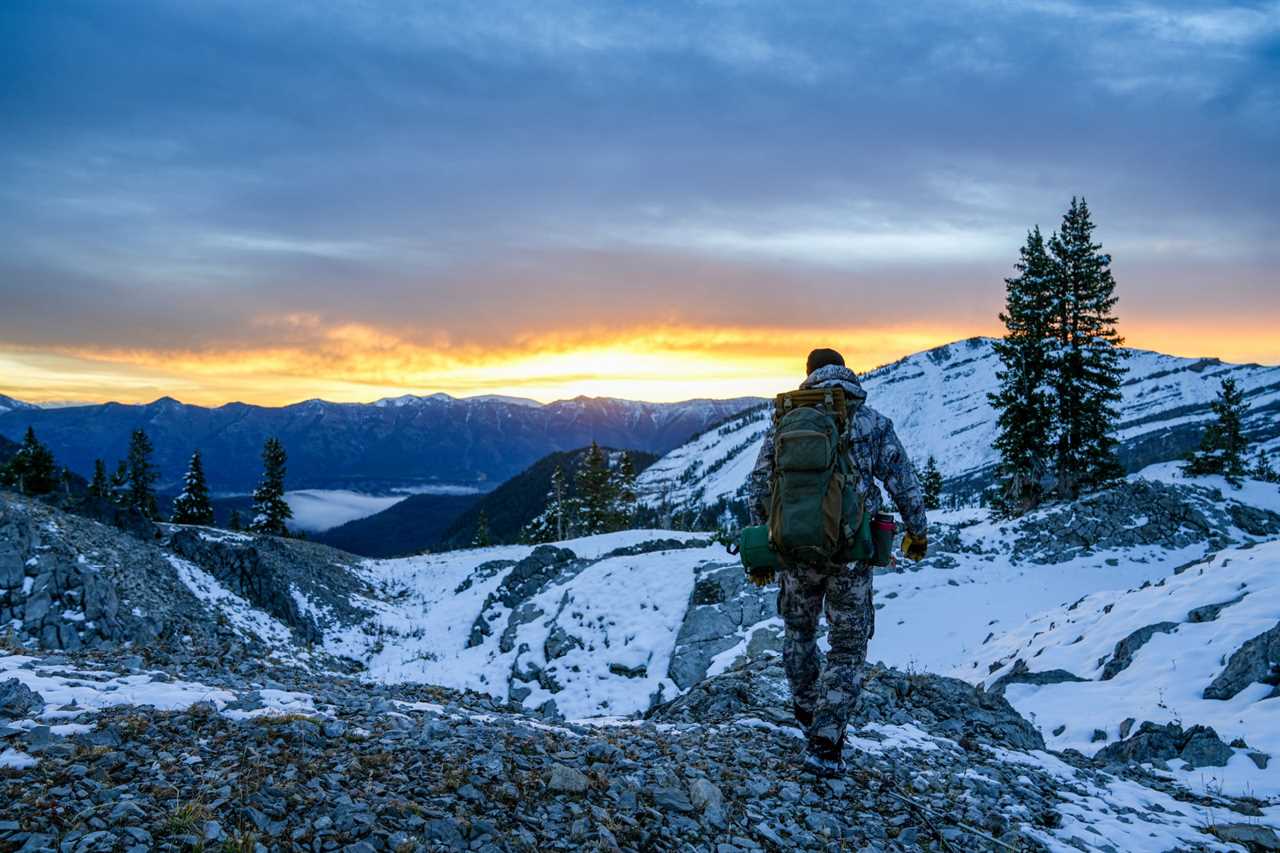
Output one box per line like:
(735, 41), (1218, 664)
(1185, 378), (1249, 486)
(921, 456), (944, 511)
(990, 227), (1056, 513)
(575, 441), (616, 535)
(125, 428), (159, 518)
(249, 437), (292, 535)
(88, 459), (109, 499)
(172, 450), (215, 525)
(1047, 198), (1126, 497)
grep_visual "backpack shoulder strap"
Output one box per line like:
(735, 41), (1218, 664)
(774, 387), (849, 433)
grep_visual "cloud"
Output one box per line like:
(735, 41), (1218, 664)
(0, 0), (1276, 403)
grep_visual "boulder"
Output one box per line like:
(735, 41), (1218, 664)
(0, 678), (45, 719)
(1203, 622), (1280, 701)
(1094, 721), (1234, 769)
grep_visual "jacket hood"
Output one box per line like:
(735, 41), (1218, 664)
(799, 364), (867, 408)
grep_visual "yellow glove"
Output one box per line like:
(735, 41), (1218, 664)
(902, 532), (927, 562)
(747, 567), (776, 587)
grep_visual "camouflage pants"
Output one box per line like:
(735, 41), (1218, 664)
(778, 562), (874, 746)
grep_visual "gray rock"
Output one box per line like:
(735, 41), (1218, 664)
(1101, 622), (1178, 680)
(1210, 822), (1280, 851)
(0, 678), (44, 718)
(1203, 621), (1280, 701)
(1187, 593), (1247, 623)
(990, 659), (1088, 695)
(546, 763), (590, 794)
(1095, 721), (1234, 769)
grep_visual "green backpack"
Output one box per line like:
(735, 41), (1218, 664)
(739, 387), (873, 572)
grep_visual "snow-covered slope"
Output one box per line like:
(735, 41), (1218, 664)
(637, 336), (1280, 514)
(0, 394), (38, 415)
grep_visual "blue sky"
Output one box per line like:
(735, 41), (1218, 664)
(1, 1), (1277, 403)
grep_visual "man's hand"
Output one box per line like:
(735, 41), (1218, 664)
(901, 531), (927, 562)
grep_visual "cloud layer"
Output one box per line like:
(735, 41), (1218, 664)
(2, 0), (1277, 403)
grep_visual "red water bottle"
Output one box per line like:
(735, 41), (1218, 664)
(870, 513), (896, 567)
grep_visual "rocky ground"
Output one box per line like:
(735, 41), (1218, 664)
(4, 647), (1269, 853)
(4, 481), (1280, 851)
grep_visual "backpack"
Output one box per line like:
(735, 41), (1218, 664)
(766, 386), (873, 568)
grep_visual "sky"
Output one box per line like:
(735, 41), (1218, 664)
(2, 0), (1277, 406)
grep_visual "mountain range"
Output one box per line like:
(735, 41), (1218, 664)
(0, 393), (757, 494)
(636, 336), (1280, 518)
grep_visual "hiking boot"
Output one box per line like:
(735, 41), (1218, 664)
(803, 735), (846, 778)
(793, 705), (814, 731)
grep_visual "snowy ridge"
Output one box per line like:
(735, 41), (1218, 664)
(0, 394), (38, 415)
(637, 336), (1280, 514)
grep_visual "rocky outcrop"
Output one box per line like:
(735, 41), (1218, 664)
(989, 659), (1088, 695)
(650, 656), (1045, 752)
(0, 494), (211, 651)
(167, 528), (371, 645)
(668, 563), (776, 689)
(1203, 621), (1280, 700)
(1094, 721), (1235, 769)
(0, 678), (44, 718)
(1100, 622), (1179, 680)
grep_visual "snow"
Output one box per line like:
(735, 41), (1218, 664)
(314, 531), (712, 717)
(638, 336), (1280, 515)
(166, 555), (297, 651)
(284, 489), (408, 532)
(0, 748), (38, 769)
(974, 538), (1280, 798)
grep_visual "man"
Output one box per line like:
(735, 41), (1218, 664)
(748, 347), (928, 775)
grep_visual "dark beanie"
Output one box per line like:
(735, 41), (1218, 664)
(806, 348), (845, 375)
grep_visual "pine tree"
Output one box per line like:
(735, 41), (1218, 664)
(124, 428), (159, 518)
(227, 508), (244, 532)
(88, 459), (109, 499)
(1047, 198), (1127, 498)
(1185, 378), (1249, 486)
(989, 227), (1057, 514)
(171, 450), (215, 525)
(1, 426), (59, 495)
(613, 452), (639, 529)
(472, 509), (492, 547)
(520, 464), (574, 544)
(110, 460), (129, 503)
(921, 456), (944, 511)
(1251, 448), (1277, 484)
(575, 441), (616, 535)
(249, 437), (292, 535)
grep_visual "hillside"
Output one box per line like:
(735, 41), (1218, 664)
(4, 466), (1280, 850)
(314, 492), (482, 557)
(435, 446), (658, 551)
(0, 393), (757, 494)
(637, 336), (1280, 520)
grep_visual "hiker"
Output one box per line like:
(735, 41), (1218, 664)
(746, 347), (928, 775)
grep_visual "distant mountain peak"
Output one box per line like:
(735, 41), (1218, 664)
(0, 394), (39, 414)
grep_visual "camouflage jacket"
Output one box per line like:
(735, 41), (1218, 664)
(747, 364), (928, 537)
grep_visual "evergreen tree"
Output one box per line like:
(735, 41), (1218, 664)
(613, 452), (639, 528)
(1185, 378), (1249, 486)
(88, 459), (109, 499)
(921, 455), (944, 511)
(249, 437), (292, 535)
(1, 426), (59, 495)
(171, 450), (215, 525)
(124, 428), (159, 518)
(575, 441), (616, 535)
(989, 227), (1056, 514)
(472, 509), (492, 547)
(520, 464), (574, 544)
(110, 460), (129, 503)
(1047, 198), (1127, 498)
(227, 508), (244, 532)
(1251, 448), (1278, 484)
